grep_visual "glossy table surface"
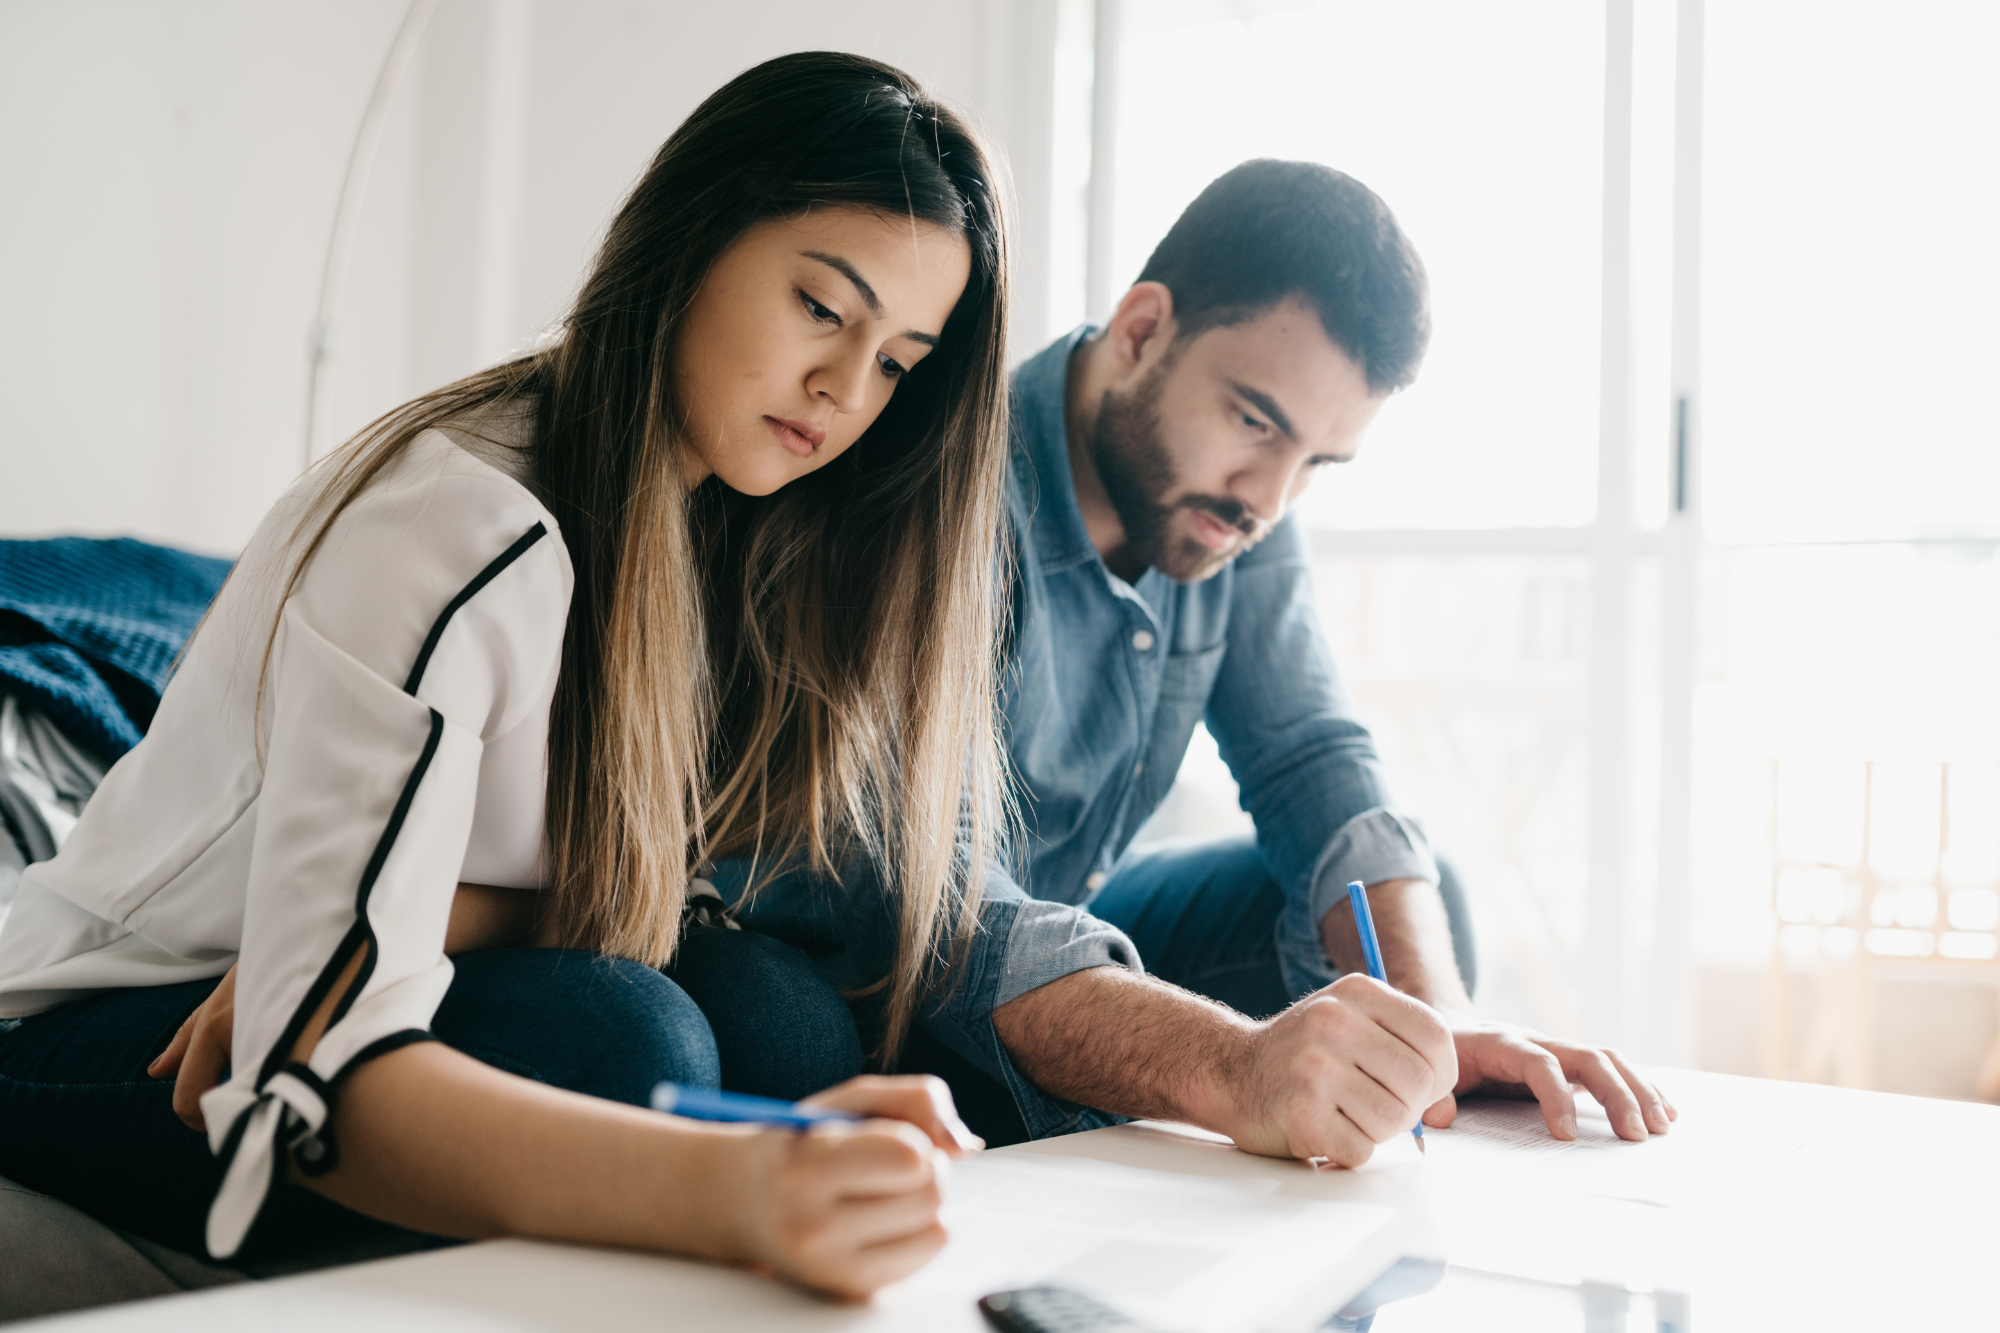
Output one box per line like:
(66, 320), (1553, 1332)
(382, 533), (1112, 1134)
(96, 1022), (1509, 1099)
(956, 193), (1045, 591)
(31, 1069), (1999, 1331)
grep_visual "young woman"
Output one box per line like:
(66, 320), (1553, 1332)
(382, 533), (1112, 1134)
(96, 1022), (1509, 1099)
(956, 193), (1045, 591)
(0, 52), (1010, 1299)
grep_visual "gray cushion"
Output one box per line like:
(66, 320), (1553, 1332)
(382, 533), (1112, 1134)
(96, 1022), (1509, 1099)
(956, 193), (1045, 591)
(0, 1173), (444, 1323)
(0, 1175), (245, 1323)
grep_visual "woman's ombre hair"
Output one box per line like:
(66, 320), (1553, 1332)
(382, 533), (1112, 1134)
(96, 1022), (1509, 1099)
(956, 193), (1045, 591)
(263, 52), (1011, 1061)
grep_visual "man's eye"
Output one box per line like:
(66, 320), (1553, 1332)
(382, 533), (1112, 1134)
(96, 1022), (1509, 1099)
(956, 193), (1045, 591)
(800, 290), (840, 324)
(878, 353), (907, 379)
(1242, 412), (1268, 432)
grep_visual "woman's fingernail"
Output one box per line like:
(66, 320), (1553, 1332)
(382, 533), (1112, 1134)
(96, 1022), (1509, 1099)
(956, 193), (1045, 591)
(1559, 1114), (1577, 1138)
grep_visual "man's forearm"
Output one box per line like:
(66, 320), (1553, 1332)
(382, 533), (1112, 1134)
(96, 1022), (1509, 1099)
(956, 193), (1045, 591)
(989, 966), (1252, 1132)
(1320, 878), (1471, 1014)
(990, 961), (1461, 1163)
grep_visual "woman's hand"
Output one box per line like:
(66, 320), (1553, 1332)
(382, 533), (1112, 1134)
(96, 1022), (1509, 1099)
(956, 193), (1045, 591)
(148, 962), (235, 1132)
(722, 1074), (978, 1298)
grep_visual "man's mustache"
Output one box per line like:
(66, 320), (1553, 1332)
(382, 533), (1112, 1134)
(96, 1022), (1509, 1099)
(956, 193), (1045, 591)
(1177, 495), (1262, 538)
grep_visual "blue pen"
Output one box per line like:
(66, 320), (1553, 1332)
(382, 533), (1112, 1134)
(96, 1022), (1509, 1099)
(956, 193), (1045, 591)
(652, 1082), (861, 1131)
(1347, 880), (1426, 1156)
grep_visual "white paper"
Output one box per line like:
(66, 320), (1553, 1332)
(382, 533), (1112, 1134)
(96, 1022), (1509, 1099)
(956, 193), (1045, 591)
(1423, 1096), (1802, 1205)
(893, 1155), (1392, 1333)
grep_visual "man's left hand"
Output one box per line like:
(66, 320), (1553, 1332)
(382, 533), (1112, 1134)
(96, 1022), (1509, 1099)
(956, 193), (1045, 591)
(1427, 1020), (1678, 1142)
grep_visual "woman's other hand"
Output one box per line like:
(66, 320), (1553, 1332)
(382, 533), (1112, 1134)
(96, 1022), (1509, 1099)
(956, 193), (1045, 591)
(801, 1073), (984, 1155)
(146, 883), (536, 1133)
(148, 962), (236, 1131)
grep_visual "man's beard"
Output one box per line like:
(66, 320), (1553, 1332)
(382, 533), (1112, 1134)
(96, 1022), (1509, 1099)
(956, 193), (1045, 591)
(1089, 366), (1269, 584)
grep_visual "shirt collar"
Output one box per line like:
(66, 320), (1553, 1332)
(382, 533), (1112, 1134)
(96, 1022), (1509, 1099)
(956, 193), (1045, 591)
(1009, 325), (1101, 570)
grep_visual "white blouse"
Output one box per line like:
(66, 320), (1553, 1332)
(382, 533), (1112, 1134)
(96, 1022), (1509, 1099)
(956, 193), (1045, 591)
(0, 426), (572, 1258)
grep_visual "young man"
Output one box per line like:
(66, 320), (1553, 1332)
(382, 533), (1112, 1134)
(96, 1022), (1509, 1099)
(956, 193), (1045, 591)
(995, 158), (1676, 1143)
(726, 159), (1673, 1163)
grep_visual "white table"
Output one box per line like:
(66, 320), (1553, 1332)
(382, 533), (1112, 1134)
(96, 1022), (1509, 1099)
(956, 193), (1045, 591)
(30, 1070), (1999, 1331)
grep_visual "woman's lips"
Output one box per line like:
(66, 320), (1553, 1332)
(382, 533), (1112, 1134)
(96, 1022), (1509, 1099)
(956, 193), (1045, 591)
(764, 416), (825, 458)
(1186, 508), (1240, 552)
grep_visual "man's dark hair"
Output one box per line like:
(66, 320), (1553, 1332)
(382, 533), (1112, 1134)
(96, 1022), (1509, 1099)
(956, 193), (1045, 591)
(1135, 159), (1430, 394)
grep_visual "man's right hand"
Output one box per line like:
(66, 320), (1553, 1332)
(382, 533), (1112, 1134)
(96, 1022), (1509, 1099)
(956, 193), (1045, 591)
(992, 964), (1456, 1170)
(1219, 973), (1456, 1166)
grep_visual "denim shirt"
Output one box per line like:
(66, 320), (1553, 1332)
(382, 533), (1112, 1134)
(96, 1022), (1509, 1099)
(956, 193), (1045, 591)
(710, 328), (1433, 1141)
(1003, 328), (1437, 997)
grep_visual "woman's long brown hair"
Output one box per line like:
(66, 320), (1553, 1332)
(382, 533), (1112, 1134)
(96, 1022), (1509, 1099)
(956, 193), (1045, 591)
(256, 52), (1011, 1062)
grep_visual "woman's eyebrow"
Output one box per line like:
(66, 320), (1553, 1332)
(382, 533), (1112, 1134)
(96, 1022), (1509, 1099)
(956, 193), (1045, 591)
(800, 250), (939, 346)
(801, 251), (883, 314)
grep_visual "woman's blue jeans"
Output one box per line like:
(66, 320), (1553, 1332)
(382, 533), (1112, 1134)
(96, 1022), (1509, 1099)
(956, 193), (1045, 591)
(0, 930), (863, 1261)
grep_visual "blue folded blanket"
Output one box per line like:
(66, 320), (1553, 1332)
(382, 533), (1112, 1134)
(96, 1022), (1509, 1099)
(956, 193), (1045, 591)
(0, 538), (233, 764)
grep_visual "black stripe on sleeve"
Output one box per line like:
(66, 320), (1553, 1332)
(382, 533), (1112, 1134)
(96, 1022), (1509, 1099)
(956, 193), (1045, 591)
(402, 522), (548, 696)
(320, 708), (445, 1032)
(253, 708), (445, 1087)
(252, 519), (543, 1090)
(349, 709), (445, 918)
(339, 1028), (438, 1075)
(289, 1031), (440, 1178)
(215, 520), (553, 1251)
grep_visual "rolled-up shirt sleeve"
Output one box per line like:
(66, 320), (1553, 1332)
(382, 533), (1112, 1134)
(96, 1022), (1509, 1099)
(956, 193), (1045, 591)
(994, 894), (1143, 1008)
(1204, 517), (1440, 997)
(922, 867), (1142, 1140)
(1277, 808), (1439, 994)
(1308, 808), (1438, 928)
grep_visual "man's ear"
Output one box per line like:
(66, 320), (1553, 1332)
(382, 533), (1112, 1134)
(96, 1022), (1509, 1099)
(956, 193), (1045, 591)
(1105, 282), (1177, 379)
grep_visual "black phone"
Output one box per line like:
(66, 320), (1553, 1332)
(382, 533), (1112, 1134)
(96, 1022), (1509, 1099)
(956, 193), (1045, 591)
(977, 1286), (1150, 1333)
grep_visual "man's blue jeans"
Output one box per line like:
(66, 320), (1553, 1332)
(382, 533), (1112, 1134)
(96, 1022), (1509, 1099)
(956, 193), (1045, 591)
(0, 931), (863, 1261)
(1092, 833), (1478, 1019)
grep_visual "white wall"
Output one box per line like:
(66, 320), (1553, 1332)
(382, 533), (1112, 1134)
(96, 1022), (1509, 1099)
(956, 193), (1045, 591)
(0, 1), (412, 555)
(0, 0), (1063, 556)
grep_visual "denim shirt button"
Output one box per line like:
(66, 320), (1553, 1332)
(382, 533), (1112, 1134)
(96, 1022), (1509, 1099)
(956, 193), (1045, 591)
(1085, 871), (1108, 892)
(1131, 629), (1155, 652)
(1132, 761), (1144, 777)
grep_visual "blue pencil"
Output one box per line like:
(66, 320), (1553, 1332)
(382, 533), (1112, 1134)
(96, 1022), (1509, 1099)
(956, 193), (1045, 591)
(651, 1083), (861, 1131)
(1347, 880), (1426, 1156)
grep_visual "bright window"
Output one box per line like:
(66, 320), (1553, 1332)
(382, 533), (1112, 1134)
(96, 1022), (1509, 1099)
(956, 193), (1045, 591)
(1701, 2), (2000, 545)
(1105, 0), (2000, 1083)
(1112, 1), (1607, 531)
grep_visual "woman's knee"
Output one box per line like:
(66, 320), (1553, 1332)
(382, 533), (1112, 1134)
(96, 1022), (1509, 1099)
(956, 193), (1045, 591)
(667, 928), (864, 1100)
(432, 949), (719, 1106)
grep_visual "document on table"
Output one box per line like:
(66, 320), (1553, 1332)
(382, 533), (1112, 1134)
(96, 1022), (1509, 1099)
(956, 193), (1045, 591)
(890, 1155), (1393, 1333)
(1423, 1095), (1803, 1206)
